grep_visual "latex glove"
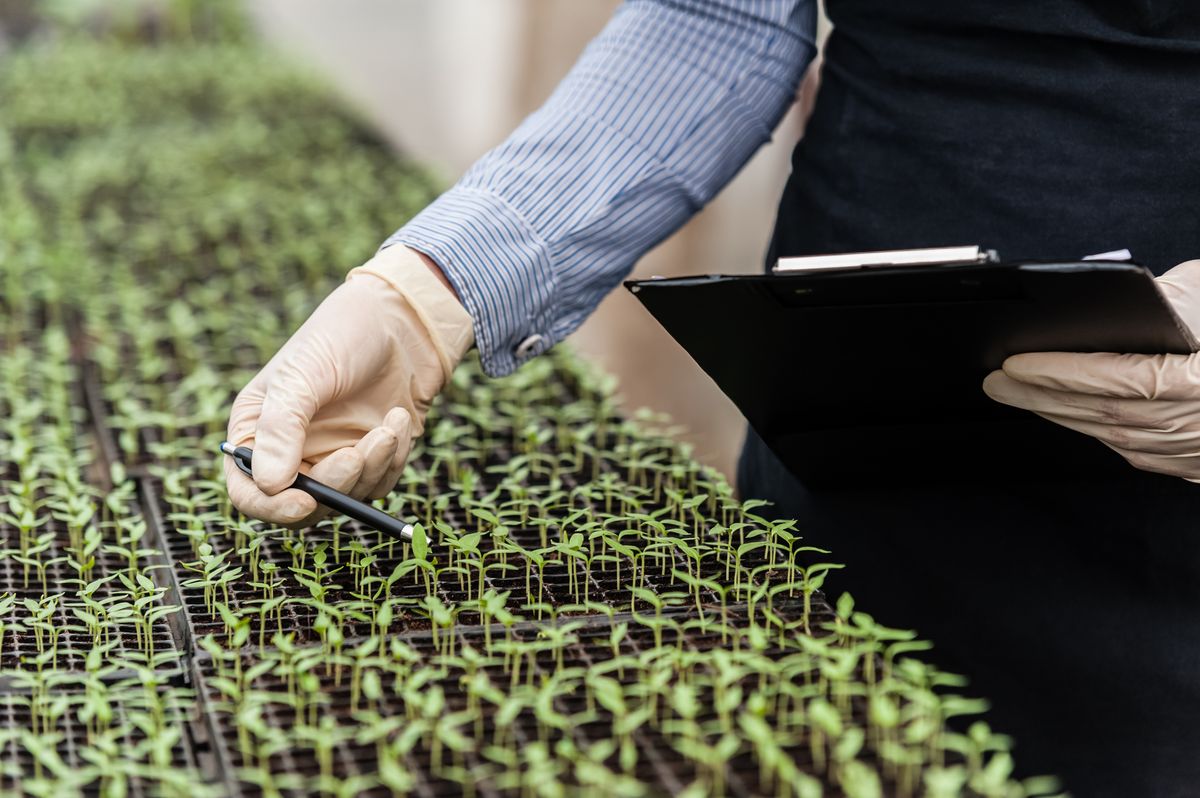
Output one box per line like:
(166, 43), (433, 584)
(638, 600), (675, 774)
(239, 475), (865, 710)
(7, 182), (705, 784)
(983, 260), (1200, 481)
(225, 245), (473, 525)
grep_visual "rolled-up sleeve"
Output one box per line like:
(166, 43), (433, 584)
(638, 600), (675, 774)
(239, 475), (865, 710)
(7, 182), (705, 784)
(383, 0), (818, 376)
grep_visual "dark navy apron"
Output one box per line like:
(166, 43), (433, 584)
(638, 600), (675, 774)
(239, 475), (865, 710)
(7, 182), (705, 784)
(739, 3), (1200, 795)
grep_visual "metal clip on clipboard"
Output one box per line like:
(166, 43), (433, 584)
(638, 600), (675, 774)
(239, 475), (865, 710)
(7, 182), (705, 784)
(771, 245), (999, 274)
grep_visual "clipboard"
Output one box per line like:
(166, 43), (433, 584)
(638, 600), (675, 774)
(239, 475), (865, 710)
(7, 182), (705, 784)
(626, 258), (1199, 486)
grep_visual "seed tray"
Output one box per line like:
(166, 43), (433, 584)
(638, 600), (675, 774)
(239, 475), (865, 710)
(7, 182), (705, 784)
(134, 390), (784, 653)
(131, 386), (744, 648)
(188, 651), (480, 798)
(0, 25), (1057, 797)
(482, 603), (884, 798)
(0, 492), (186, 680)
(0, 596), (180, 675)
(188, 598), (839, 798)
(80, 321), (886, 795)
(0, 576), (182, 679)
(0, 683), (214, 797)
(81, 361), (225, 475)
(151, 481), (791, 653)
(0, 344), (189, 681)
(0, 302), (76, 350)
(77, 358), (133, 482)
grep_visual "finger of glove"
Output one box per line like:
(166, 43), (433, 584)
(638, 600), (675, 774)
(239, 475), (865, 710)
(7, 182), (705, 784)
(1156, 260), (1200, 334)
(999, 351), (1200, 401)
(287, 446), (366, 528)
(982, 371), (1200, 432)
(367, 407), (414, 500)
(224, 456), (317, 525)
(254, 359), (326, 495)
(1030, 407), (1200, 456)
(226, 371), (268, 448)
(347, 425), (399, 502)
(1096, 439), (1200, 479)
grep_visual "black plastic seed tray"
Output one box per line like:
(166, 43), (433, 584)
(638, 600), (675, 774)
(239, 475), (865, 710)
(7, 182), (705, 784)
(68, 357), (120, 482)
(140, 400), (782, 654)
(83, 365), (218, 475)
(0, 596), (180, 675)
(152, 483), (776, 654)
(494, 603), (858, 798)
(0, 510), (185, 679)
(188, 598), (836, 798)
(0, 684), (214, 797)
(0, 346), (188, 682)
(189, 651), (480, 798)
(72, 329), (875, 793)
(74, 319), (242, 475)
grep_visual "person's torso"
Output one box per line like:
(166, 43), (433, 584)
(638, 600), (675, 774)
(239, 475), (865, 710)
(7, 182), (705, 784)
(750, 11), (1200, 793)
(772, 0), (1200, 272)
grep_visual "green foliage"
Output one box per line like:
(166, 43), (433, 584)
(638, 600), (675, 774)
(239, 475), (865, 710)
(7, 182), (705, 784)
(0, 18), (1065, 798)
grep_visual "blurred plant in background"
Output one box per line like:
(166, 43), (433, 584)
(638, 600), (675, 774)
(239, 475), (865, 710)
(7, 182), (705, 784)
(3, 0), (246, 45)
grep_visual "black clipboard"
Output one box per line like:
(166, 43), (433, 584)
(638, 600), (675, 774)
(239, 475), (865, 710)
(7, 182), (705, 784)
(626, 260), (1199, 486)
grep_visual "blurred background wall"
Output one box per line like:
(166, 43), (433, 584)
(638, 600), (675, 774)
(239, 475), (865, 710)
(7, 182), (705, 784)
(247, 0), (828, 483)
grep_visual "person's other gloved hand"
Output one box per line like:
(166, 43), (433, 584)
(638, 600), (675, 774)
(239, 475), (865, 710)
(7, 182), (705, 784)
(983, 259), (1200, 481)
(225, 245), (473, 525)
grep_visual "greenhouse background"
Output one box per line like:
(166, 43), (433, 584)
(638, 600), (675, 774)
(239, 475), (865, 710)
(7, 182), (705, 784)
(0, 1), (1064, 796)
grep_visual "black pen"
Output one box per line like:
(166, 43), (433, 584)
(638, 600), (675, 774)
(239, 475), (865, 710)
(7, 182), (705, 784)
(220, 442), (414, 541)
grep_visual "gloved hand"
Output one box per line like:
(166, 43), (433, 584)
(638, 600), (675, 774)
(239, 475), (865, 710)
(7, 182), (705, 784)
(983, 259), (1200, 481)
(225, 245), (474, 525)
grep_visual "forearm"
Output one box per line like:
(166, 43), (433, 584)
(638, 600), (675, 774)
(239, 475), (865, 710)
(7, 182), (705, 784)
(385, 0), (817, 375)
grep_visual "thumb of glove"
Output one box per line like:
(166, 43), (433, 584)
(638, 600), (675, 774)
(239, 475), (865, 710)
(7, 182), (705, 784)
(1156, 259), (1200, 337)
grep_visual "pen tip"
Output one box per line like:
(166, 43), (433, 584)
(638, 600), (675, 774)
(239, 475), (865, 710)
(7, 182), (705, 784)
(219, 441), (236, 456)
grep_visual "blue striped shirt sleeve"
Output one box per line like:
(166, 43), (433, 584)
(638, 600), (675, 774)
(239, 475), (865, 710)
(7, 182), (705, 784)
(382, 0), (818, 376)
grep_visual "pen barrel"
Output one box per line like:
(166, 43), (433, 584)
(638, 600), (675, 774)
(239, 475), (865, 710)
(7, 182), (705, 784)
(292, 473), (412, 541)
(222, 444), (413, 541)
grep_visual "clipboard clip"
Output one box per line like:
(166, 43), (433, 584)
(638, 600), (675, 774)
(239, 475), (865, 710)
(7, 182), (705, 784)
(772, 245), (999, 274)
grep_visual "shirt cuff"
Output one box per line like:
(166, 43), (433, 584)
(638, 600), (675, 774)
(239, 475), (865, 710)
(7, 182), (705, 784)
(381, 186), (556, 377)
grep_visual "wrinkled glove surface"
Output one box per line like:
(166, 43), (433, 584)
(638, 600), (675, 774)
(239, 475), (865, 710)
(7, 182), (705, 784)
(984, 260), (1200, 481)
(226, 245), (474, 525)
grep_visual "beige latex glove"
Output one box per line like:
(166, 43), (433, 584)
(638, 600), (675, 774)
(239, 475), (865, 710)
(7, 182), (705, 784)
(225, 245), (474, 525)
(983, 259), (1200, 481)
